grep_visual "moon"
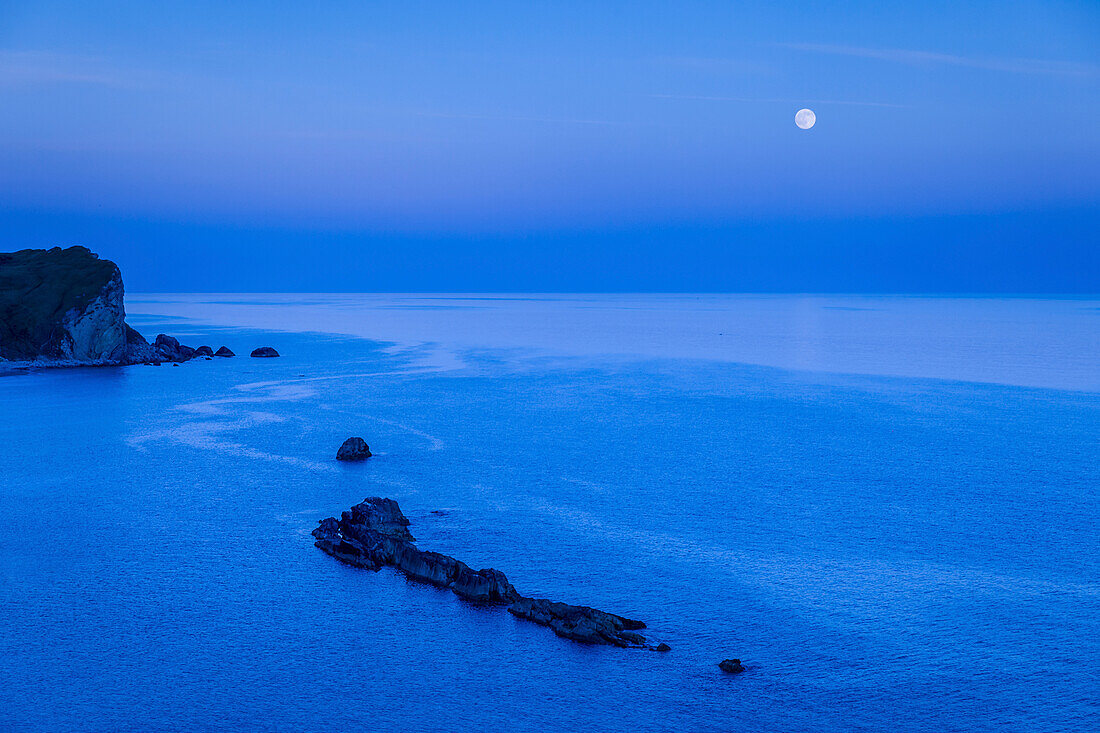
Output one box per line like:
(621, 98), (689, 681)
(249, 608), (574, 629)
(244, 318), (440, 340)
(795, 108), (816, 130)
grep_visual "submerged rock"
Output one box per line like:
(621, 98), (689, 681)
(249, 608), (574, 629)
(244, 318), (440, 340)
(336, 437), (372, 461)
(250, 346), (279, 357)
(719, 659), (745, 673)
(314, 497), (650, 648)
(214, 346), (235, 357)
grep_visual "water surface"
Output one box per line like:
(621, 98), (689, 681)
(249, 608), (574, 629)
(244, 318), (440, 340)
(1, 295), (1097, 732)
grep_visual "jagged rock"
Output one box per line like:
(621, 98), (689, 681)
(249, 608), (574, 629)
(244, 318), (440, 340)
(124, 324), (158, 363)
(336, 437), (372, 461)
(214, 346), (235, 357)
(154, 334), (180, 350)
(251, 346), (279, 357)
(315, 497), (649, 648)
(344, 497), (413, 540)
(452, 566), (520, 603)
(194, 345), (214, 357)
(719, 659), (745, 673)
(154, 334), (197, 363)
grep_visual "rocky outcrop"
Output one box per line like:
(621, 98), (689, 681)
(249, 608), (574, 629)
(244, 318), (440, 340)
(194, 345), (214, 357)
(314, 497), (662, 649)
(251, 346), (279, 357)
(0, 246), (216, 367)
(719, 659), (745, 673)
(154, 334), (198, 363)
(336, 437), (372, 461)
(124, 324), (159, 363)
(214, 346), (235, 357)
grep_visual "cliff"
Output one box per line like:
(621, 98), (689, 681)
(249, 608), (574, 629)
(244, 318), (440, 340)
(0, 246), (156, 364)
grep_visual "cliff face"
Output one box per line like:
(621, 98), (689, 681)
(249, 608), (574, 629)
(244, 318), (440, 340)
(0, 246), (151, 364)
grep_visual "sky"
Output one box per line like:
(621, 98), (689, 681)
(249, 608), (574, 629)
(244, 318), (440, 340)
(0, 0), (1097, 292)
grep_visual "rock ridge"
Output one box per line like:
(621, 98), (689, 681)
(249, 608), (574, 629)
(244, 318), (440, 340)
(314, 497), (658, 649)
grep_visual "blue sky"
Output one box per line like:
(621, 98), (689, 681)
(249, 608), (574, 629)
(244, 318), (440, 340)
(1, 1), (1097, 291)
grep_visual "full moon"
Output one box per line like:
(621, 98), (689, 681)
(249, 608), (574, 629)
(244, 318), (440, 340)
(795, 108), (816, 130)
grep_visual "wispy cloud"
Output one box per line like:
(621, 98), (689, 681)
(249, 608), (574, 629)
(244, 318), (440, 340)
(648, 93), (908, 109)
(780, 42), (1099, 76)
(0, 50), (144, 87)
(417, 111), (627, 126)
(652, 56), (774, 75)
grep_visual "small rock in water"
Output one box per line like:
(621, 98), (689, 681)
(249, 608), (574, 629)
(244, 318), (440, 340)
(194, 346), (214, 357)
(214, 346), (235, 357)
(336, 437), (372, 461)
(653, 643), (671, 652)
(719, 659), (744, 673)
(250, 346), (280, 357)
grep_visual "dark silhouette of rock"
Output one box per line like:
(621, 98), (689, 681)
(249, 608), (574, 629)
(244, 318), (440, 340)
(342, 497), (412, 540)
(452, 566), (520, 603)
(154, 334), (198, 363)
(194, 345), (214, 357)
(251, 346), (279, 357)
(214, 346), (235, 357)
(336, 437), (372, 461)
(719, 659), (744, 673)
(314, 497), (650, 648)
(654, 643), (671, 652)
(154, 333), (180, 350)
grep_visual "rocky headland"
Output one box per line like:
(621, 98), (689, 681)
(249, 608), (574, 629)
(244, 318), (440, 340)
(0, 246), (231, 367)
(314, 497), (659, 649)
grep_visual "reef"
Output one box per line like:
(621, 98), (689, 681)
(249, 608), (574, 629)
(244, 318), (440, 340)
(313, 497), (660, 649)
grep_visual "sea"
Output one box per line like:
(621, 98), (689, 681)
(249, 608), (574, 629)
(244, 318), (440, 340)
(1, 294), (1097, 732)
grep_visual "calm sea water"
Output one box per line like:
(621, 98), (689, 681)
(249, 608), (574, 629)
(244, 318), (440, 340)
(1, 295), (1097, 732)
